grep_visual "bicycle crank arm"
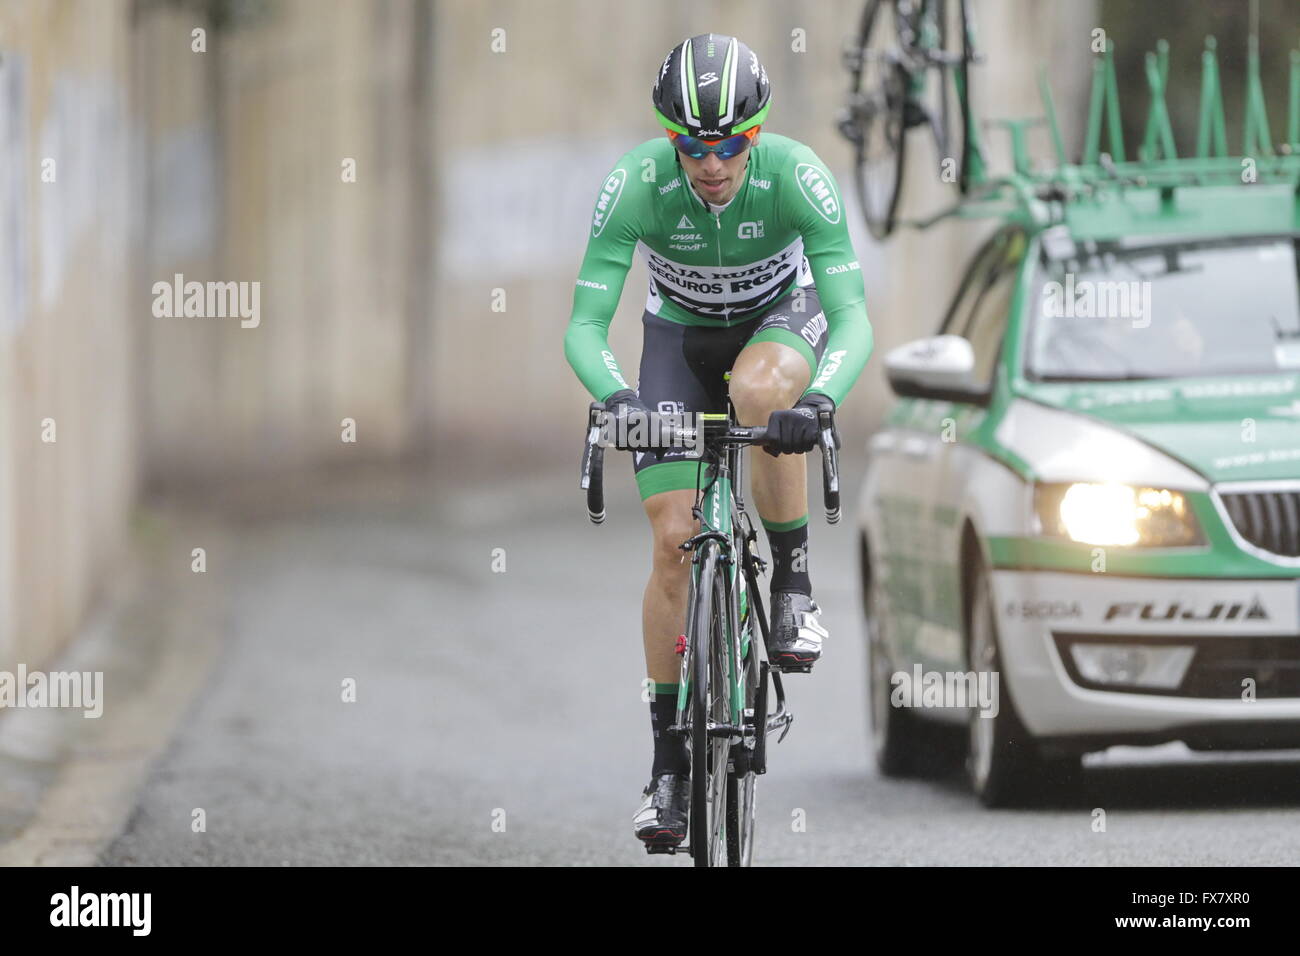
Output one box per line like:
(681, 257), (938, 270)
(766, 710), (794, 743)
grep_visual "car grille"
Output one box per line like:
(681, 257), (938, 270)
(1219, 488), (1300, 557)
(1178, 636), (1300, 698)
(1055, 633), (1300, 699)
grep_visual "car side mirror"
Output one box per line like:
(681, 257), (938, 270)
(884, 335), (991, 406)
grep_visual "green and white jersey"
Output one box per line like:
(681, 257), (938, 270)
(564, 133), (873, 406)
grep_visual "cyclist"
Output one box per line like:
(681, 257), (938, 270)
(564, 34), (873, 848)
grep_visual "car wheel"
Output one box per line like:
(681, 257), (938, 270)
(966, 557), (1080, 806)
(864, 547), (921, 776)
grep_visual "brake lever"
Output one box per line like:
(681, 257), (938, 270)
(818, 409), (841, 525)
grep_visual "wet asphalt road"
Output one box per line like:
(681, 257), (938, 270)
(97, 458), (1300, 866)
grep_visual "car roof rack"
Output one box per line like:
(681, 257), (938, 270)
(908, 2), (1300, 233)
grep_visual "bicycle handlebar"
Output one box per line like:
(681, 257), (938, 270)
(817, 409), (841, 524)
(579, 403), (607, 523)
(578, 403), (841, 525)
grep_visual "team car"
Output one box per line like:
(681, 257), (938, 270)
(857, 181), (1300, 805)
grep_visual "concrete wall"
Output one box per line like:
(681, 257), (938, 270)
(138, 0), (432, 482)
(0, 0), (435, 671)
(0, 0), (139, 672)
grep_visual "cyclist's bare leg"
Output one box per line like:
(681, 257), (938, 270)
(642, 488), (700, 684)
(728, 341), (812, 522)
(729, 340), (826, 668)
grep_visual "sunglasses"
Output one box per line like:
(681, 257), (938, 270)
(667, 126), (759, 160)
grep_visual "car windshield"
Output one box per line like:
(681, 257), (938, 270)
(1026, 236), (1300, 381)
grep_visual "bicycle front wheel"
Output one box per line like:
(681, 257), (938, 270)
(689, 543), (732, 868)
(725, 639), (761, 866)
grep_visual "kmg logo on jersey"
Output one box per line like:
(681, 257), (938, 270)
(795, 163), (841, 225)
(738, 220), (764, 239)
(592, 169), (627, 238)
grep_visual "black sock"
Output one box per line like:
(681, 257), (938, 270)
(650, 685), (689, 776)
(764, 515), (811, 595)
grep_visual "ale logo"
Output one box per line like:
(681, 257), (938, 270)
(795, 163), (841, 225)
(592, 169), (627, 238)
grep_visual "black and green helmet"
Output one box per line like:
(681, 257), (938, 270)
(652, 34), (771, 138)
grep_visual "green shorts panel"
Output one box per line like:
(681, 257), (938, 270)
(635, 459), (706, 500)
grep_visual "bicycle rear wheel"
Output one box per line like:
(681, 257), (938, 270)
(688, 543), (732, 867)
(844, 0), (908, 239)
(955, 0), (978, 193)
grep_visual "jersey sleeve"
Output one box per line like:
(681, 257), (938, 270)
(780, 144), (873, 407)
(563, 154), (645, 403)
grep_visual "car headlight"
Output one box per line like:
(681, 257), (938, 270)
(1035, 482), (1203, 547)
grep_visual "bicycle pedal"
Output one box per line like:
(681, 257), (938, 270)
(774, 663), (814, 674)
(644, 844), (679, 855)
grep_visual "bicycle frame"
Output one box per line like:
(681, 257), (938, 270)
(674, 413), (794, 768)
(898, 0), (946, 91)
(677, 414), (747, 736)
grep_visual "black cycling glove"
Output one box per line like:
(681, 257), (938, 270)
(604, 388), (651, 420)
(603, 389), (665, 452)
(764, 393), (837, 457)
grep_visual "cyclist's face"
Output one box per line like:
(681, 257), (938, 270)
(678, 132), (757, 204)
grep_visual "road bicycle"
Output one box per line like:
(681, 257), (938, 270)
(580, 403), (840, 866)
(837, 0), (984, 238)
